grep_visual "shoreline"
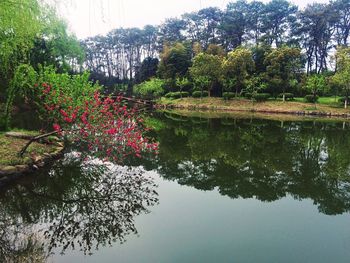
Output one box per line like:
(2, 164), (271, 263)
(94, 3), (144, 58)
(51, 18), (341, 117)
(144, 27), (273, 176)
(0, 131), (64, 187)
(156, 98), (350, 120)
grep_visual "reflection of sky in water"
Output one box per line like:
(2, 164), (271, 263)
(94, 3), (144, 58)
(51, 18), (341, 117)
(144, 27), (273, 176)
(55, 169), (350, 263)
(2, 114), (350, 262)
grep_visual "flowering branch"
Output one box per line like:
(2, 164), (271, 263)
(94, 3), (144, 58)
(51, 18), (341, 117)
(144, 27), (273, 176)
(34, 83), (158, 163)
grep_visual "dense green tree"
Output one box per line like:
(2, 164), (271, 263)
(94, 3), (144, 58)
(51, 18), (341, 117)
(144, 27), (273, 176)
(221, 47), (255, 95)
(332, 47), (350, 108)
(189, 53), (222, 96)
(0, 0), (42, 94)
(264, 46), (303, 100)
(261, 0), (298, 46)
(219, 0), (250, 50)
(332, 0), (350, 46)
(305, 74), (328, 105)
(133, 78), (165, 99)
(158, 42), (192, 81)
(29, 10), (84, 72)
(296, 3), (338, 74)
(134, 57), (159, 84)
(158, 18), (186, 46)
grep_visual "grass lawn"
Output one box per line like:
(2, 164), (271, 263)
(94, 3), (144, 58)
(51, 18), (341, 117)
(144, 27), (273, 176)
(0, 131), (58, 167)
(157, 96), (350, 117)
(294, 96), (342, 106)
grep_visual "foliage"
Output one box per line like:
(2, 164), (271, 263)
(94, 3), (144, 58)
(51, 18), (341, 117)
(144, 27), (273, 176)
(305, 75), (328, 103)
(3, 64), (38, 129)
(305, 95), (319, 103)
(331, 47), (350, 108)
(264, 46), (303, 100)
(164, 92), (189, 99)
(278, 93), (294, 100)
(29, 8), (84, 72)
(133, 78), (165, 99)
(175, 77), (191, 94)
(245, 75), (268, 99)
(189, 53), (222, 96)
(158, 43), (192, 80)
(192, 91), (209, 98)
(134, 57), (159, 84)
(0, 0), (41, 80)
(221, 47), (255, 95)
(222, 92), (236, 100)
(36, 85), (158, 163)
(253, 93), (271, 102)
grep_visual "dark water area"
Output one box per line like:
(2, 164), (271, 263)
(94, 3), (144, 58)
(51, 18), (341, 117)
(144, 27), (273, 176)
(1, 112), (350, 262)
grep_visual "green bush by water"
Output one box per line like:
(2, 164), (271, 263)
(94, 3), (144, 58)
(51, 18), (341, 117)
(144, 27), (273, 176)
(192, 91), (209, 98)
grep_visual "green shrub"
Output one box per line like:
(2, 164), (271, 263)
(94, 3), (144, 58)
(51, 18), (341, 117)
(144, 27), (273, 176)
(253, 93), (271, 102)
(223, 92), (235, 100)
(165, 92), (174, 98)
(165, 91), (189, 99)
(178, 91), (189, 98)
(133, 78), (165, 99)
(244, 92), (252, 99)
(278, 93), (294, 100)
(192, 91), (209, 98)
(305, 95), (319, 103)
(338, 97), (349, 104)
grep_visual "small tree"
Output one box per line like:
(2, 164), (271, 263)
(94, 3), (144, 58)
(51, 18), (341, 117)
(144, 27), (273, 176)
(245, 75), (267, 106)
(332, 47), (350, 109)
(189, 53), (222, 97)
(221, 47), (254, 96)
(264, 46), (303, 101)
(26, 82), (158, 163)
(133, 78), (165, 100)
(305, 74), (328, 108)
(194, 76), (211, 99)
(175, 77), (190, 98)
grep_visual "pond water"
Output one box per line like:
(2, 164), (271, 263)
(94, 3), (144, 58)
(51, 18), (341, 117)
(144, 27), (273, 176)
(1, 112), (350, 262)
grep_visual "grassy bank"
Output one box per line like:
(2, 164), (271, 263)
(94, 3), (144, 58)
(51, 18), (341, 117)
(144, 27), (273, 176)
(157, 97), (350, 118)
(0, 130), (62, 171)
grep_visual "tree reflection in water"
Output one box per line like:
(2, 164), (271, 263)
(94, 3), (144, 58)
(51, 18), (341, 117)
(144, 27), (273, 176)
(0, 153), (158, 258)
(142, 113), (350, 216)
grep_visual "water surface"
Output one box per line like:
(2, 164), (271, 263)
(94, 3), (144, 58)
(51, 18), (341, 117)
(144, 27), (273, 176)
(1, 112), (350, 262)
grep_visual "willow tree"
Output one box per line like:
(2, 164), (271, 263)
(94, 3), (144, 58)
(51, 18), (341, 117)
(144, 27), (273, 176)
(0, 0), (42, 94)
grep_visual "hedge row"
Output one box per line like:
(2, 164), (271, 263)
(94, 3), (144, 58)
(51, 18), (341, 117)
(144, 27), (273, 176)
(305, 95), (319, 103)
(192, 91), (209, 98)
(164, 91), (189, 99)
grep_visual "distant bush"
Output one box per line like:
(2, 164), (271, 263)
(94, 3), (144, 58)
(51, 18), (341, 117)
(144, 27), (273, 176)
(253, 93), (270, 102)
(244, 92), (252, 99)
(164, 92), (174, 98)
(223, 92), (235, 100)
(133, 78), (164, 99)
(278, 93), (294, 100)
(338, 97), (349, 104)
(179, 91), (189, 98)
(164, 91), (189, 99)
(192, 91), (209, 98)
(305, 95), (319, 103)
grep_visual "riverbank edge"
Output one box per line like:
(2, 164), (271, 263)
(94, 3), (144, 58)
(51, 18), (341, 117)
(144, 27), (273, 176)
(156, 98), (350, 119)
(0, 132), (64, 186)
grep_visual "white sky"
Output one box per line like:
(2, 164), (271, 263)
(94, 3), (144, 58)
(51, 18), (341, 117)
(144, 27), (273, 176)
(54, 0), (330, 39)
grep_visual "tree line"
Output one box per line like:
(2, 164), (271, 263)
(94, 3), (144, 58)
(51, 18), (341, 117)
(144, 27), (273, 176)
(81, 0), (350, 86)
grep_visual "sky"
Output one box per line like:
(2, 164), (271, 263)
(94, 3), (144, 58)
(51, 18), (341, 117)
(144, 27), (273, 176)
(53, 0), (331, 39)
